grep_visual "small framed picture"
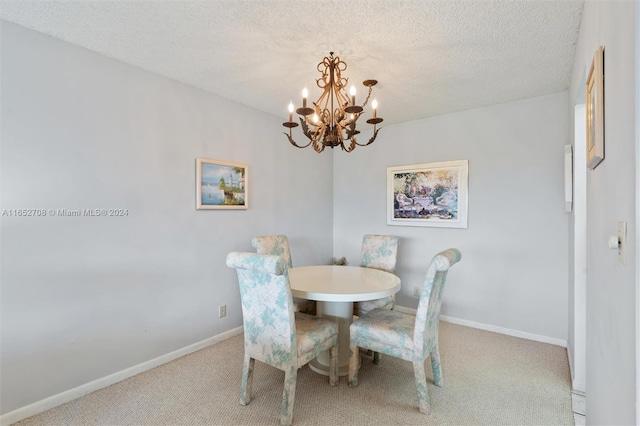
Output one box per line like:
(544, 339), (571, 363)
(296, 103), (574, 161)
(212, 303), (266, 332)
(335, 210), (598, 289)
(586, 46), (604, 170)
(196, 158), (248, 209)
(387, 160), (468, 228)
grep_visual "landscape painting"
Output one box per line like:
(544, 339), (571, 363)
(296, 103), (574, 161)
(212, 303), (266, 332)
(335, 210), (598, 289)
(196, 158), (248, 210)
(387, 160), (468, 228)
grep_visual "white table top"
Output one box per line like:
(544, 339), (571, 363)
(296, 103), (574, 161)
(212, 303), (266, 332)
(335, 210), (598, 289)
(288, 265), (401, 302)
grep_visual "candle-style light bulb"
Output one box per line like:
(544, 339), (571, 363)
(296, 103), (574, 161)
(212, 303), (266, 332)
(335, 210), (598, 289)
(350, 85), (356, 105)
(372, 99), (378, 118)
(302, 87), (308, 108)
(288, 101), (294, 121)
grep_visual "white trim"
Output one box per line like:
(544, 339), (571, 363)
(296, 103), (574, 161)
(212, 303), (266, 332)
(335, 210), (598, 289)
(565, 144), (573, 212)
(567, 343), (575, 386)
(567, 343), (587, 392)
(573, 101), (588, 394)
(0, 326), (244, 426)
(441, 315), (567, 347)
(574, 379), (587, 393)
(635, 1), (640, 422)
(393, 305), (567, 347)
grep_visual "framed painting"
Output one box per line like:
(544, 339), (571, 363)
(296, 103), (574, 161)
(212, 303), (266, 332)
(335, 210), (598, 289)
(196, 158), (248, 209)
(387, 160), (468, 228)
(586, 46), (604, 170)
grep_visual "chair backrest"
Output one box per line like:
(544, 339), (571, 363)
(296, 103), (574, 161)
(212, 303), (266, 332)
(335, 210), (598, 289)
(226, 252), (296, 367)
(413, 248), (462, 357)
(360, 234), (399, 273)
(251, 235), (293, 268)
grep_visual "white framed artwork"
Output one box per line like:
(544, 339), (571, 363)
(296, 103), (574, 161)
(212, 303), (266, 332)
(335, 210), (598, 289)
(387, 160), (468, 228)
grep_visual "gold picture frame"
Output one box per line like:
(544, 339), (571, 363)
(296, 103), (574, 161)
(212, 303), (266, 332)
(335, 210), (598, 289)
(586, 46), (604, 170)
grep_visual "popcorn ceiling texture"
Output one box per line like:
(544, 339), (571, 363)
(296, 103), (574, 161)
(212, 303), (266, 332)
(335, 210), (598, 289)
(0, 0), (584, 125)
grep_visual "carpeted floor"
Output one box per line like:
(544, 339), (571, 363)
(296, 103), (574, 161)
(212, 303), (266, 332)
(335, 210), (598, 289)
(12, 322), (574, 425)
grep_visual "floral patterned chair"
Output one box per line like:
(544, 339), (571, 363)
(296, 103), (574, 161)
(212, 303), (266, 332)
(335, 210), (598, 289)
(226, 252), (339, 426)
(354, 234), (400, 364)
(348, 248), (461, 415)
(251, 235), (317, 316)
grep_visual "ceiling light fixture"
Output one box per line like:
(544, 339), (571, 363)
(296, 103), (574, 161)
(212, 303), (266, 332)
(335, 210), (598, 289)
(283, 52), (383, 153)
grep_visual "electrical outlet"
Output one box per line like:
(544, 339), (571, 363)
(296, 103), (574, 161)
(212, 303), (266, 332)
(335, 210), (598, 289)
(218, 304), (226, 318)
(413, 287), (421, 297)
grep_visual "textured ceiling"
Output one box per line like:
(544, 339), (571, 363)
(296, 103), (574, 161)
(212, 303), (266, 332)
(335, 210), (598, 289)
(1, 0), (584, 126)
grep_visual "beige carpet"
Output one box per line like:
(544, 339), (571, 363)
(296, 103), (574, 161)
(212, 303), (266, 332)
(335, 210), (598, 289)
(12, 322), (573, 425)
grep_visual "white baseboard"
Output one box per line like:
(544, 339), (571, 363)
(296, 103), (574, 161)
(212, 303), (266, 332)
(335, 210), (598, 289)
(567, 344), (575, 386)
(393, 305), (568, 348)
(572, 379), (587, 394)
(566, 343), (586, 393)
(0, 326), (244, 426)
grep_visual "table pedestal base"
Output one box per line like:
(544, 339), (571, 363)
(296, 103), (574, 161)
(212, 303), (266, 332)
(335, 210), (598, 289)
(308, 300), (353, 377)
(309, 358), (351, 377)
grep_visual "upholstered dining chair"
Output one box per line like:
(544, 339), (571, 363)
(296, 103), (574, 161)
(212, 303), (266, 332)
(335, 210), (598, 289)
(251, 234), (317, 316)
(354, 234), (399, 364)
(356, 234), (400, 315)
(226, 252), (339, 426)
(348, 248), (461, 415)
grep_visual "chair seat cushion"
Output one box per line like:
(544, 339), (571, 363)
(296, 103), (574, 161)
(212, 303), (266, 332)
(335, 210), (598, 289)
(355, 296), (394, 317)
(350, 308), (415, 356)
(295, 312), (338, 355)
(293, 297), (317, 316)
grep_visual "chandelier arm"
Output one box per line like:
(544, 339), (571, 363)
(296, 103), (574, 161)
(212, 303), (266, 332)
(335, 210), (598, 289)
(334, 108), (344, 125)
(335, 89), (349, 110)
(350, 127), (382, 147)
(315, 90), (330, 106)
(312, 94), (329, 125)
(300, 117), (314, 138)
(284, 132), (314, 149)
(344, 121), (356, 139)
(309, 92), (331, 131)
(301, 117), (326, 145)
(312, 140), (325, 153)
(341, 138), (357, 152)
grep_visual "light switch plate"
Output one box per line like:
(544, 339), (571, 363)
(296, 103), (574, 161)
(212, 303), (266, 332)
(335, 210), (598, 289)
(618, 221), (627, 265)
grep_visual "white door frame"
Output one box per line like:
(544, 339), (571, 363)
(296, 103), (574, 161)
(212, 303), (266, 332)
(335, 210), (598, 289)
(635, 1), (640, 423)
(573, 101), (587, 393)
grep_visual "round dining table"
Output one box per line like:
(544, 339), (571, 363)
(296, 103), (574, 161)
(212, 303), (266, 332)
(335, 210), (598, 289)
(288, 265), (401, 376)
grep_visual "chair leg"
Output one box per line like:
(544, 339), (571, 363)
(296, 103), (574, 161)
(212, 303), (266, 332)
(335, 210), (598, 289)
(348, 343), (360, 388)
(412, 361), (431, 414)
(240, 355), (255, 406)
(329, 345), (338, 387)
(280, 366), (297, 426)
(430, 343), (443, 387)
(372, 351), (381, 365)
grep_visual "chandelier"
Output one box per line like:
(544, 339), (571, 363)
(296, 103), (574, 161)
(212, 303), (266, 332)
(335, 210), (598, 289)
(283, 52), (383, 153)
